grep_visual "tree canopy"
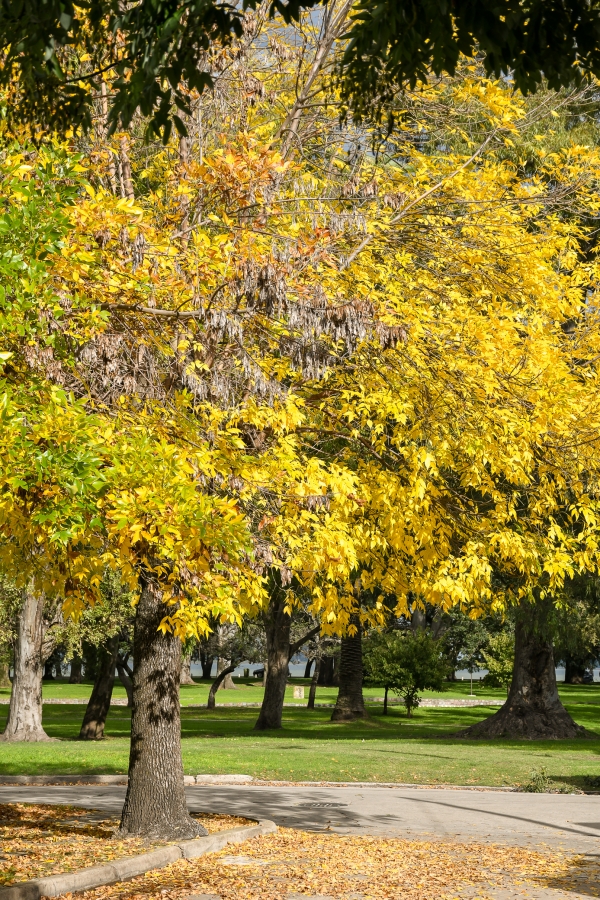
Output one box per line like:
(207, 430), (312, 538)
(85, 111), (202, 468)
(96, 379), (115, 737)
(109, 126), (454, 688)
(5, 0), (600, 140)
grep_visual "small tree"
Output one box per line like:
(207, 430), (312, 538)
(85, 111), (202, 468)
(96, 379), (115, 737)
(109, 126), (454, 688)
(482, 632), (515, 695)
(364, 631), (450, 717)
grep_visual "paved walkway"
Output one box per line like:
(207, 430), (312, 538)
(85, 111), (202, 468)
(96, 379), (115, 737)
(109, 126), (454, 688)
(1, 783), (599, 852)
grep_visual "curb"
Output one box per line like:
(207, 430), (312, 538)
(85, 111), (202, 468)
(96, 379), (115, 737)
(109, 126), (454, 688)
(0, 819), (277, 899)
(0, 775), (255, 786)
(0, 775), (516, 791)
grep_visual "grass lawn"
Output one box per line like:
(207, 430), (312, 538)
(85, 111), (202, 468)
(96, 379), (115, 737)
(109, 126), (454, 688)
(1, 676), (507, 706)
(1, 681), (599, 789)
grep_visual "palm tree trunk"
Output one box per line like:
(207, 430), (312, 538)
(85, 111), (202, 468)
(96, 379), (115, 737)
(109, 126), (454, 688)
(331, 615), (367, 722)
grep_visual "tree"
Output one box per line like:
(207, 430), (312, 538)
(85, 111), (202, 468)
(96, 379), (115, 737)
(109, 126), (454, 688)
(458, 599), (587, 738)
(254, 580), (320, 730)
(0, 589), (61, 742)
(364, 631), (449, 717)
(331, 613), (367, 722)
(553, 577), (600, 683)
(4, 0), (600, 141)
(4, 28), (600, 836)
(482, 632), (515, 695)
(439, 610), (489, 682)
(79, 635), (119, 741)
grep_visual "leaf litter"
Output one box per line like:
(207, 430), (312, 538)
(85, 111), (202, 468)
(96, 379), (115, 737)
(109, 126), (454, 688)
(0, 803), (250, 886)
(79, 829), (600, 900)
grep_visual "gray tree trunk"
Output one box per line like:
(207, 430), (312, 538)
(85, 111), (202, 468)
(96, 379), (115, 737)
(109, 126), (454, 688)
(458, 600), (587, 739)
(119, 576), (207, 839)
(217, 656), (237, 689)
(331, 615), (367, 721)
(1, 591), (54, 742)
(208, 662), (238, 709)
(79, 635), (119, 740)
(180, 654), (196, 685)
(117, 656), (133, 707)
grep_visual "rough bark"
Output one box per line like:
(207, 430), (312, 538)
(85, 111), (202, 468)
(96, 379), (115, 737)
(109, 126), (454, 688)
(307, 657), (320, 710)
(117, 655), (133, 707)
(119, 577), (206, 839)
(1, 592), (54, 742)
(457, 601), (588, 739)
(254, 593), (291, 730)
(207, 663), (237, 709)
(304, 657), (314, 678)
(79, 635), (119, 740)
(69, 655), (83, 684)
(180, 654), (196, 685)
(331, 615), (367, 722)
(217, 657), (237, 690)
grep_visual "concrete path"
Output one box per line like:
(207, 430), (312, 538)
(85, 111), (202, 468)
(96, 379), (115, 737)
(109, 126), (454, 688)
(1, 784), (599, 852)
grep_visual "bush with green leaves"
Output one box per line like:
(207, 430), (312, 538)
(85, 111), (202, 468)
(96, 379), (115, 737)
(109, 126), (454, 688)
(364, 630), (450, 716)
(482, 631), (514, 693)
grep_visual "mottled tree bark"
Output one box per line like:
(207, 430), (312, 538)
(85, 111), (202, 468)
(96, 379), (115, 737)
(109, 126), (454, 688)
(1, 591), (54, 742)
(79, 635), (119, 740)
(180, 654), (196, 685)
(119, 577), (206, 839)
(458, 601), (587, 739)
(331, 615), (367, 722)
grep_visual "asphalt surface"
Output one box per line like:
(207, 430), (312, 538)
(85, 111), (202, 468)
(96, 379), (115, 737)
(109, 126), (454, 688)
(1, 784), (599, 851)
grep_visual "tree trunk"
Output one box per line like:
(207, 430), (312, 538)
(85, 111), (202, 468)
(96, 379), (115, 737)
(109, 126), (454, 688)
(79, 635), (119, 740)
(43, 662), (54, 680)
(307, 657), (320, 710)
(208, 663), (237, 709)
(119, 576), (206, 839)
(69, 655), (83, 684)
(318, 655), (335, 685)
(180, 654), (196, 685)
(255, 594), (291, 730)
(117, 656), (133, 707)
(217, 657), (237, 689)
(304, 657), (314, 678)
(457, 601), (587, 739)
(199, 650), (214, 679)
(383, 685), (388, 715)
(564, 655), (587, 684)
(1, 591), (54, 742)
(331, 615), (367, 722)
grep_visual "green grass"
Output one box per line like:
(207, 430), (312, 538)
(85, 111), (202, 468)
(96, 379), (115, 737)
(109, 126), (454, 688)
(0, 676), (508, 707)
(1, 682), (599, 789)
